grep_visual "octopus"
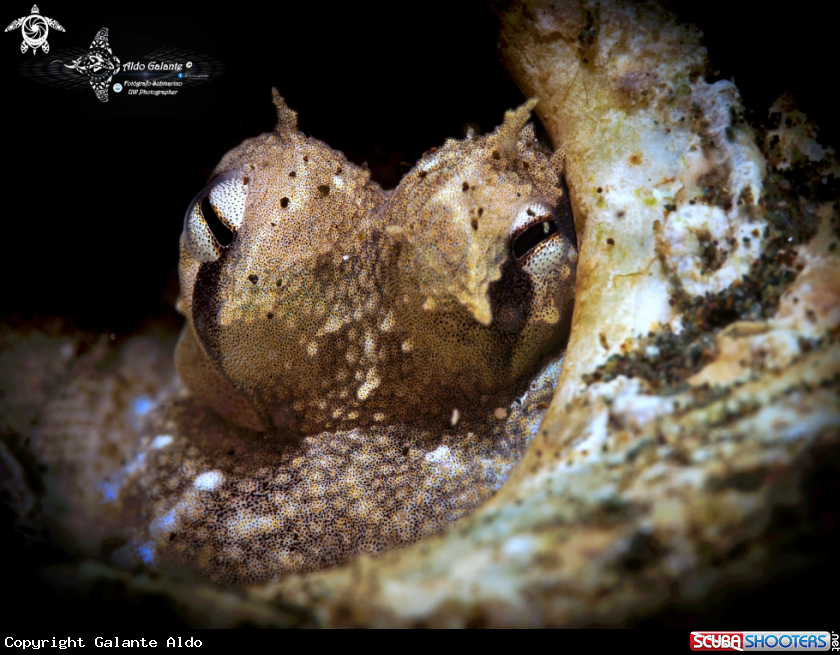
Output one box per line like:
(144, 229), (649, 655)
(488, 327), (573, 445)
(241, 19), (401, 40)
(102, 90), (578, 584)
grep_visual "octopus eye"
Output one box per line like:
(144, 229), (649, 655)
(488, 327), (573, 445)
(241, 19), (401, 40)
(183, 172), (248, 263)
(510, 203), (571, 275)
(512, 217), (558, 259)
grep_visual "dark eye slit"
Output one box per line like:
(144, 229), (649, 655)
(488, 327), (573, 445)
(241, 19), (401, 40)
(200, 196), (234, 247)
(512, 219), (558, 259)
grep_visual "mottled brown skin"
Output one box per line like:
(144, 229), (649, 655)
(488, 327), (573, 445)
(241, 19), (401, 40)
(112, 92), (577, 584)
(177, 91), (576, 435)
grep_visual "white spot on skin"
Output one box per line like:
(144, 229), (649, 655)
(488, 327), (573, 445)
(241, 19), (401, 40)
(307, 342), (318, 357)
(194, 470), (224, 491)
(425, 445), (452, 463)
(150, 435), (173, 449)
(320, 314), (348, 334)
(364, 331), (376, 356)
(418, 154), (441, 173)
(502, 535), (536, 559)
(401, 339), (413, 353)
(451, 408), (460, 426)
(380, 311), (394, 332)
(357, 367), (381, 400)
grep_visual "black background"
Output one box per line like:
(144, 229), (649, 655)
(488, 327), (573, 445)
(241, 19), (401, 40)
(3, 0), (838, 629)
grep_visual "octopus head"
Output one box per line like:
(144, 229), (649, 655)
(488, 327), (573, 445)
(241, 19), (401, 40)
(175, 92), (577, 434)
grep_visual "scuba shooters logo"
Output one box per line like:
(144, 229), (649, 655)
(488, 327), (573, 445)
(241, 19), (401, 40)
(690, 632), (833, 651)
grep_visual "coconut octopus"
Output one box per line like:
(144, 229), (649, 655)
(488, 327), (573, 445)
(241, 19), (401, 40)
(102, 91), (577, 583)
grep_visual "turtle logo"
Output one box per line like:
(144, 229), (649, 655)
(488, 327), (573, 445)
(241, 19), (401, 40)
(62, 28), (121, 102)
(5, 5), (64, 54)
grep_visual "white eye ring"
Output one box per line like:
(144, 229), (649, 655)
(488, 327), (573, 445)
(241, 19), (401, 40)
(510, 203), (571, 275)
(185, 199), (222, 263)
(183, 172), (249, 263)
(520, 233), (569, 276)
